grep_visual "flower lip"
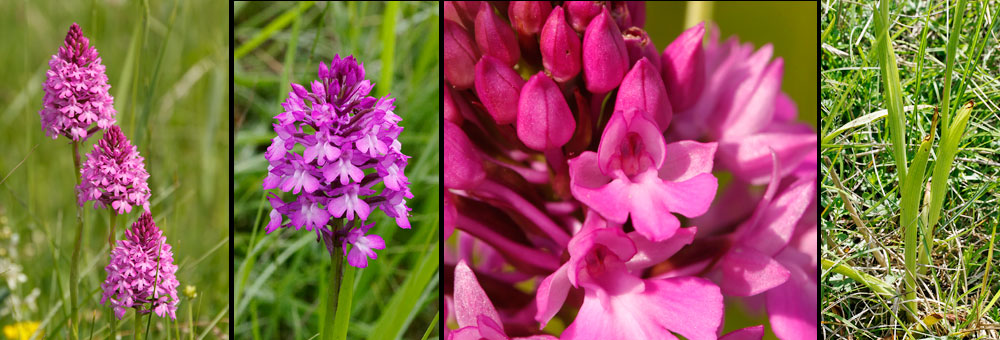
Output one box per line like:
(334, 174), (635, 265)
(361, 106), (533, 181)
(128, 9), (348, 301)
(596, 108), (665, 178)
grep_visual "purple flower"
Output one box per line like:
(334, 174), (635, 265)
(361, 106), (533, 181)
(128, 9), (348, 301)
(341, 222), (385, 268)
(78, 125), (151, 214)
(39, 23), (116, 141)
(100, 212), (179, 320)
(263, 55), (411, 268)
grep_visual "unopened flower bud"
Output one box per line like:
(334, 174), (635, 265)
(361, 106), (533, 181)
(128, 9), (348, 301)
(615, 58), (672, 130)
(444, 120), (486, 190)
(661, 22), (706, 112)
(623, 27), (659, 70)
(509, 1), (553, 37)
(565, 1), (604, 33)
(475, 55), (526, 125)
(444, 20), (480, 89)
(540, 6), (582, 83)
(583, 8), (629, 93)
(475, 2), (521, 67)
(627, 1), (646, 28)
(517, 72), (576, 151)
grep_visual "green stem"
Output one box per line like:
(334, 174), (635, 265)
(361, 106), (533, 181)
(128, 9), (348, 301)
(109, 211), (118, 249)
(134, 311), (141, 340)
(325, 241), (344, 340)
(69, 141), (83, 340)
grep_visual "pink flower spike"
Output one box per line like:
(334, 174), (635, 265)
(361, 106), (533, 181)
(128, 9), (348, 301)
(475, 2), (520, 67)
(516, 72), (576, 151)
(539, 6), (582, 83)
(475, 55), (525, 125)
(343, 223), (385, 268)
(444, 20), (479, 89)
(582, 8), (629, 94)
(661, 22), (706, 112)
(40, 23), (117, 141)
(614, 58), (672, 131)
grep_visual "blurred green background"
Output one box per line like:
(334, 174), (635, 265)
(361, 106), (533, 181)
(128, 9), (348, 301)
(234, 1), (439, 339)
(646, 1), (818, 128)
(0, 0), (229, 338)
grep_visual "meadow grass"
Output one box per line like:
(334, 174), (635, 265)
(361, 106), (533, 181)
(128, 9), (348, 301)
(0, 0), (229, 338)
(821, 0), (1000, 338)
(233, 2), (440, 339)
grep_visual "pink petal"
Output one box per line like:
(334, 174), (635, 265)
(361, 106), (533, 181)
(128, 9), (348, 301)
(718, 246), (790, 296)
(563, 276), (722, 340)
(453, 260), (502, 329)
(568, 152), (630, 223)
(476, 315), (508, 340)
(659, 172), (718, 218)
(657, 140), (717, 182)
(766, 263), (817, 340)
(517, 72), (576, 150)
(449, 326), (484, 340)
(626, 226), (697, 272)
(596, 108), (666, 175)
(717, 122), (817, 185)
(347, 245), (369, 268)
(717, 57), (783, 140)
(773, 92), (797, 122)
(719, 325), (764, 340)
(743, 177), (816, 257)
(534, 264), (571, 327)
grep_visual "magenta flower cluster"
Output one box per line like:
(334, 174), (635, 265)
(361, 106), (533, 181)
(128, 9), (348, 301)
(445, 2), (817, 340)
(39, 23), (116, 142)
(77, 125), (152, 214)
(100, 212), (179, 320)
(263, 54), (411, 268)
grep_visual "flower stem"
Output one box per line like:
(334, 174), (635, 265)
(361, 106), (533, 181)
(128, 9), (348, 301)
(133, 311), (141, 340)
(109, 211), (118, 249)
(325, 242), (344, 340)
(69, 141), (83, 340)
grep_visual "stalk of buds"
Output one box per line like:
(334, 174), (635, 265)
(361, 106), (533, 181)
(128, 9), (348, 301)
(444, 2), (817, 339)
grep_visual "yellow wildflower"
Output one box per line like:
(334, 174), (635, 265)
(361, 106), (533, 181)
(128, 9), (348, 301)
(2, 321), (41, 340)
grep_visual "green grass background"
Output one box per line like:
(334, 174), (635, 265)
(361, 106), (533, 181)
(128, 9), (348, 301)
(821, 0), (999, 337)
(0, 0), (229, 338)
(233, 2), (440, 339)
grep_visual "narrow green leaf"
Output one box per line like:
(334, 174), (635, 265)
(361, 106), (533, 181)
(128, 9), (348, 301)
(874, 0), (908, 184)
(332, 265), (356, 340)
(368, 243), (439, 340)
(900, 111), (935, 318)
(921, 101), (975, 272)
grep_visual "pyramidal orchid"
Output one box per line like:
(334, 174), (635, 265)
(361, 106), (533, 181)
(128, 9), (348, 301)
(100, 212), (179, 320)
(263, 54), (411, 339)
(444, 2), (816, 339)
(40, 23), (116, 142)
(78, 125), (152, 215)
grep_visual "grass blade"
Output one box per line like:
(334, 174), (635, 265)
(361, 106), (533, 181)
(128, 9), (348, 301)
(377, 1), (399, 97)
(874, 0), (908, 183)
(234, 2), (314, 61)
(367, 242), (439, 340)
(938, 0), (968, 128)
